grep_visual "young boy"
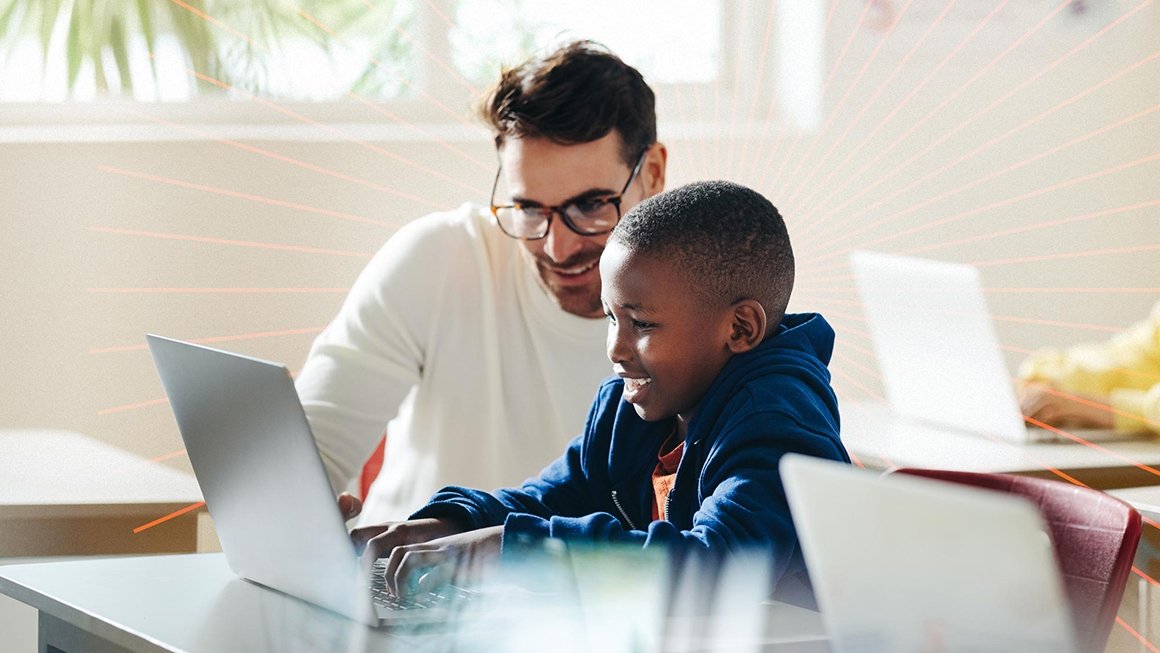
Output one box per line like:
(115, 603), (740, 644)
(355, 180), (849, 604)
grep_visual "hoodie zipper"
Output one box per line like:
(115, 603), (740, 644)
(663, 493), (673, 522)
(610, 489), (639, 531)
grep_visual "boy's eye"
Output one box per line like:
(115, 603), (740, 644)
(632, 319), (654, 330)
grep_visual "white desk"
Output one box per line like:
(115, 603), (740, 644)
(0, 430), (204, 556)
(0, 553), (830, 653)
(841, 402), (1160, 489)
(1109, 487), (1160, 517)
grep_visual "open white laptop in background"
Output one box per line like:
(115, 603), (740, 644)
(147, 335), (472, 627)
(780, 454), (1078, 653)
(849, 250), (1128, 444)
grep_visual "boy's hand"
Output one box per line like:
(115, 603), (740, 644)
(381, 526), (504, 599)
(1017, 382), (1115, 430)
(352, 517), (466, 559)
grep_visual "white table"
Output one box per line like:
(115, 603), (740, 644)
(840, 401), (1160, 489)
(0, 553), (830, 653)
(0, 429), (204, 556)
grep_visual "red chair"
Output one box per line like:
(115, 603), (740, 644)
(893, 469), (1142, 653)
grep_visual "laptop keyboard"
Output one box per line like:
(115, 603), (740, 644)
(369, 560), (477, 611)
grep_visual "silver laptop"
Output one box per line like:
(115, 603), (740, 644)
(780, 454), (1078, 653)
(147, 334), (471, 627)
(849, 250), (1130, 444)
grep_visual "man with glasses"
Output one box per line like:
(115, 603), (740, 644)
(295, 40), (667, 524)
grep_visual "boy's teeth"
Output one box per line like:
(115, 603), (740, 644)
(625, 377), (652, 391)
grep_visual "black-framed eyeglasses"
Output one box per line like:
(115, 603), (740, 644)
(489, 148), (650, 241)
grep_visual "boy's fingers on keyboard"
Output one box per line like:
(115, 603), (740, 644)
(357, 518), (458, 560)
(389, 547), (449, 598)
(352, 523), (398, 557)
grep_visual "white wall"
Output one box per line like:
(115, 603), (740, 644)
(0, 0), (1157, 467)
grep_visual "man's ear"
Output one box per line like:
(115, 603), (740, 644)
(726, 299), (767, 354)
(641, 142), (667, 196)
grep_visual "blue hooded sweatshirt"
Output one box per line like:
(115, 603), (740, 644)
(411, 313), (849, 600)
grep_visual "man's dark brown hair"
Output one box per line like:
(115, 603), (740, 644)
(479, 40), (656, 165)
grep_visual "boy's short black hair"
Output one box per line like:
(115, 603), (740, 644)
(610, 180), (795, 325)
(478, 40), (656, 166)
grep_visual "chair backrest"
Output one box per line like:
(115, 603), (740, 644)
(894, 469), (1142, 653)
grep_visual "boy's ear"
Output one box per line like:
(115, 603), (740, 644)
(726, 299), (767, 354)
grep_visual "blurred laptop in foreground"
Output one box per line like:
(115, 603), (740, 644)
(782, 454), (1078, 653)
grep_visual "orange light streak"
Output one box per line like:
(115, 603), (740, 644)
(132, 501), (206, 534)
(1035, 385), (1160, 432)
(164, 0), (476, 133)
(833, 350), (882, 382)
(735, 0), (778, 179)
(835, 324), (872, 341)
(746, 0), (842, 181)
(810, 306), (867, 324)
(780, 0), (956, 207)
(90, 327), (325, 354)
(97, 165), (397, 229)
(301, 5), (478, 98)
(420, 0), (457, 30)
(763, 0), (879, 195)
(118, 106), (444, 209)
(1116, 617), (1160, 653)
(791, 0), (1009, 227)
(189, 69), (478, 195)
(774, 0), (918, 200)
(163, 0), (263, 53)
(804, 5), (1153, 244)
(831, 366), (885, 402)
(989, 315), (1123, 333)
(344, 92), (490, 171)
(97, 397), (168, 415)
(88, 287), (349, 294)
(805, 296), (860, 308)
(151, 448), (188, 464)
(972, 241), (1160, 269)
(88, 226), (373, 259)
(1136, 566), (1160, 588)
(793, 287), (857, 295)
(187, 0), (488, 171)
(899, 200), (1160, 256)
(987, 286), (1160, 294)
(834, 337), (878, 360)
(848, 449), (866, 469)
(808, 152), (1160, 270)
(797, 0), (1073, 241)
(1024, 416), (1160, 480)
(978, 429), (1091, 488)
(810, 76), (1160, 253)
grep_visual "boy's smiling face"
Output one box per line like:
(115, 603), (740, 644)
(599, 241), (737, 434)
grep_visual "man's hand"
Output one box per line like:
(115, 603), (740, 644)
(338, 492), (362, 521)
(380, 526), (504, 599)
(1018, 382), (1115, 430)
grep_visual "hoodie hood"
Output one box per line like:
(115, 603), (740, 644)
(685, 312), (838, 444)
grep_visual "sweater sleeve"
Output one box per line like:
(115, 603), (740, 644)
(1018, 301), (1160, 434)
(294, 210), (467, 492)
